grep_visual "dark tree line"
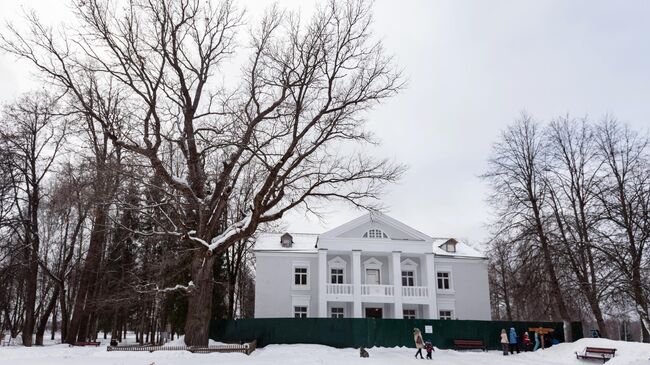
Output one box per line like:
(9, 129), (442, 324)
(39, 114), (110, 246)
(484, 114), (650, 342)
(0, 0), (402, 346)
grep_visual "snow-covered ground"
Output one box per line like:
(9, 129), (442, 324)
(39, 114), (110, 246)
(1, 338), (649, 365)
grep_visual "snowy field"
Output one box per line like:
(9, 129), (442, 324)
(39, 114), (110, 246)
(1, 338), (649, 365)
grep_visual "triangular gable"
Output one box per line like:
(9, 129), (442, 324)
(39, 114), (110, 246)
(320, 212), (432, 242)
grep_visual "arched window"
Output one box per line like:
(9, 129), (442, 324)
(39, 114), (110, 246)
(363, 228), (388, 239)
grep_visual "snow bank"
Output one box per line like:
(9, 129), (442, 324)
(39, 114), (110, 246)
(1, 337), (648, 365)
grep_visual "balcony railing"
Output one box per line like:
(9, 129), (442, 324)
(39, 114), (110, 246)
(361, 284), (394, 296)
(402, 286), (428, 297)
(326, 284), (353, 295)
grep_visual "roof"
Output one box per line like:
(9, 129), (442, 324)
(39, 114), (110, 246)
(431, 238), (485, 258)
(254, 233), (319, 253)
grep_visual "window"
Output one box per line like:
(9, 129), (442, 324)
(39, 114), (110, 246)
(439, 239), (458, 253)
(331, 307), (344, 318)
(437, 272), (451, 290)
(439, 310), (453, 320)
(403, 309), (416, 319)
(331, 268), (344, 284)
(294, 306), (308, 318)
(363, 229), (388, 239)
(401, 271), (415, 287)
(294, 267), (308, 286)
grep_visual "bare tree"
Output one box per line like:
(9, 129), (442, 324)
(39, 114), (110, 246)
(1, 0), (404, 345)
(545, 117), (610, 337)
(0, 92), (66, 346)
(593, 119), (650, 342)
(483, 113), (573, 340)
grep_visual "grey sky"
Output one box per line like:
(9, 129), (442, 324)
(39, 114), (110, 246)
(2, 0), (649, 247)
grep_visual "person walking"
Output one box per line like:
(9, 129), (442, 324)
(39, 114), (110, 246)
(533, 331), (540, 351)
(425, 341), (434, 359)
(413, 328), (425, 359)
(508, 327), (519, 354)
(500, 329), (509, 356)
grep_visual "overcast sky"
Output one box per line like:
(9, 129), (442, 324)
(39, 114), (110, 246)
(2, 0), (650, 247)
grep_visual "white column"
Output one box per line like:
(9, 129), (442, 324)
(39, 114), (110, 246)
(391, 251), (403, 319)
(424, 252), (437, 319)
(318, 248), (328, 318)
(352, 250), (362, 318)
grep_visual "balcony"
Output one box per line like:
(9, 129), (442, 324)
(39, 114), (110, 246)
(326, 283), (353, 296)
(402, 286), (428, 298)
(361, 284), (394, 297)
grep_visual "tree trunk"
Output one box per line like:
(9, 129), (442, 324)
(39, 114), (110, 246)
(530, 196), (572, 339)
(65, 209), (107, 344)
(59, 289), (68, 341)
(35, 286), (60, 345)
(184, 250), (215, 346)
(51, 306), (57, 341)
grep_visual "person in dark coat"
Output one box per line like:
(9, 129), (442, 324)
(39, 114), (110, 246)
(413, 328), (425, 359)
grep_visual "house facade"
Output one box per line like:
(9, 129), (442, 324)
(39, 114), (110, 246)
(254, 212), (491, 320)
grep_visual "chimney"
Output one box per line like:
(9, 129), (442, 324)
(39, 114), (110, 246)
(280, 233), (293, 248)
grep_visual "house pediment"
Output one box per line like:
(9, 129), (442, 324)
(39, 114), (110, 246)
(319, 212), (432, 242)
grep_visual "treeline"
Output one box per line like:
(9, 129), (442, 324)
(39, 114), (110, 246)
(0, 92), (257, 346)
(484, 114), (650, 342)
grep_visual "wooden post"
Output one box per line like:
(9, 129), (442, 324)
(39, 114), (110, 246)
(528, 327), (555, 349)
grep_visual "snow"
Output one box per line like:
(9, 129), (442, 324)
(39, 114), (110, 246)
(431, 238), (485, 258)
(254, 232), (320, 252)
(2, 338), (649, 365)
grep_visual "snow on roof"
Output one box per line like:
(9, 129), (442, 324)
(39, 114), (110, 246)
(431, 238), (486, 259)
(254, 233), (319, 252)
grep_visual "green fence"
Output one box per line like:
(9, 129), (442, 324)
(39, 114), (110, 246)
(210, 318), (583, 349)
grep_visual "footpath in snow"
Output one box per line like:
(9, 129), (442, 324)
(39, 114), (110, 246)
(1, 338), (649, 365)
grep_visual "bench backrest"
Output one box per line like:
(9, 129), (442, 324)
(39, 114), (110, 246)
(585, 347), (616, 354)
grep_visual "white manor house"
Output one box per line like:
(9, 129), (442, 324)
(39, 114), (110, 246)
(253, 212), (491, 320)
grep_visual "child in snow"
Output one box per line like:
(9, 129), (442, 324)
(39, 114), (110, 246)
(508, 327), (519, 354)
(500, 329), (509, 356)
(522, 332), (532, 351)
(413, 328), (425, 359)
(425, 341), (434, 359)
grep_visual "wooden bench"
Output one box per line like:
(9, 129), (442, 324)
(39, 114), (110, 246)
(71, 341), (101, 347)
(576, 347), (616, 363)
(453, 339), (487, 351)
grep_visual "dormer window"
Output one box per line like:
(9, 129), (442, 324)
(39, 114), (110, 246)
(440, 238), (458, 253)
(281, 233), (293, 247)
(363, 229), (388, 239)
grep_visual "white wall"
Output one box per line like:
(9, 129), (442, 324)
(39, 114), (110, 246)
(255, 253), (318, 318)
(436, 258), (491, 320)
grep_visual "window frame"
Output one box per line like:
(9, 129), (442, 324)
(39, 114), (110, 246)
(330, 307), (345, 318)
(436, 267), (454, 293)
(294, 306), (308, 318)
(439, 310), (453, 320)
(363, 228), (389, 239)
(403, 309), (416, 319)
(401, 270), (415, 287)
(328, 256), (347, 284)
(292, 261), (311, 290)
(330, 268), (344, 284)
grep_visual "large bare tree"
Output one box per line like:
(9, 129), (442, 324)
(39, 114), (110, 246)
(483, 114), (573, 340)
(1, 0), (403, 345)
